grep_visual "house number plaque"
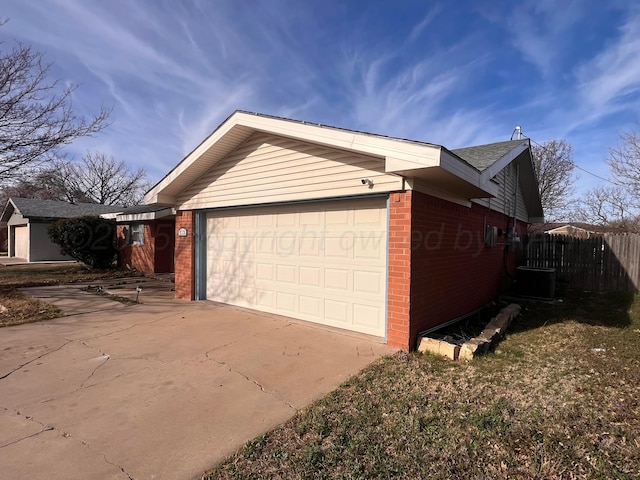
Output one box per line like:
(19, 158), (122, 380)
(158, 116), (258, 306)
(178, 227), (188, 237)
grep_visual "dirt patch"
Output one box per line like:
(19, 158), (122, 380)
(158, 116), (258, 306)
(0, 264), (140, 327)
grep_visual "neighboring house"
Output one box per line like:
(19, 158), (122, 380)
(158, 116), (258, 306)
(528, 222), (612, 238)
(101, 205), (175, 274)
(144, 111), (543, 350)
(1, 198), (122, 262)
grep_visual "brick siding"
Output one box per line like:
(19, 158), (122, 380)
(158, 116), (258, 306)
(174, 211), (195, 300)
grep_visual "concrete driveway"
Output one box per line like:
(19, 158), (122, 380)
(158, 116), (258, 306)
(0, 282), (393, 479)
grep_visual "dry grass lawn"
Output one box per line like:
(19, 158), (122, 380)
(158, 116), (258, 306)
(0, 263), (138, 327)
(204, 292), (640, 480)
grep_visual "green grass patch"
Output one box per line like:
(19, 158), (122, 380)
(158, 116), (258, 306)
(203, 292), (640, 480)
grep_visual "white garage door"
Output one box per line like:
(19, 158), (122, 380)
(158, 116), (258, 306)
(205, 197), (387, 337)
(13, 226), (29, 260)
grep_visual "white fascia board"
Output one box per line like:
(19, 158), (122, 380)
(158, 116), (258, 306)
(144, 192), (178, 206)
(117, 208), (175, 222)
(144, 120), (241, 205)
(481, 141), (529, 181)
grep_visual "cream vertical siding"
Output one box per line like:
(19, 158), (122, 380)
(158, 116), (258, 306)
(176, 132), (403, 210)
(473, 163), (529, 222)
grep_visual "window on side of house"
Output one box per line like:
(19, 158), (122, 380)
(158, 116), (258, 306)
(126, 222), (144, 245)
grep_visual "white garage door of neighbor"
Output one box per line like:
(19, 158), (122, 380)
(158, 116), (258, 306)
(14, 226), (29, 260)
(205, 198), (388, 337)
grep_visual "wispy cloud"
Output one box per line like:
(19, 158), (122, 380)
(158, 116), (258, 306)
(576, 12), (640, 114)
(2, 0), (638, 199)
(505, 0), (585, 77)
(409, 6), (442, 42)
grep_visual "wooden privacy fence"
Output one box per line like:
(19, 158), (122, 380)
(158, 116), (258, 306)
(524, 234), (640, 293)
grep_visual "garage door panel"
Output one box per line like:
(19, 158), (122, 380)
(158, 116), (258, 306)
(256, 289), (275, 308)
(354, 235), (386, 260)
(276, 264), (296, 283)
(257, 214), (275, 227)
(299, 296), (322, 318)
(206, 198), (387, 337)
(256, 263), (275, 281)
(300, 211), (321, 225)
(324, 237), (351, 259)
(325, 299), (349, 322)
(353, 304), (383, 328)
(324, 268), (349, 290)
(299, 266), (321, 287)
(325, 209), (349, 225)
(299, 237), (321, 256)
(276, 292), (296, 312)
(353, 270), (383, 294)
(14, 226), (28, 259)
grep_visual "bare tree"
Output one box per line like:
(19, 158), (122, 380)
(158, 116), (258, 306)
(607, 123), (640, 209)
(575, 186), (640, 233)
(574, 125), (640, 232)
(0, 168), (68, 205)
(531, 139), (577, 221)
(56, 152), (148, 206)
(0, 21), (110, 182)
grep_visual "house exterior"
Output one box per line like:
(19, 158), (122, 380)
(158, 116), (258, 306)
(102, 205), (175, 274)
(1, 198), (122, 262)
(145, 111), (543, 350)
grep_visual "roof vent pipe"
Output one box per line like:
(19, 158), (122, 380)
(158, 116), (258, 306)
(510, 126), (522, 140)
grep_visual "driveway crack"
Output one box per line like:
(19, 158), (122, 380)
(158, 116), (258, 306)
(0, 339), (73, 380)
(0, 407), (55, 449)
(0, 407), (134, 479)
(84, 312), (182, 341)
(205, 351), (296, 411)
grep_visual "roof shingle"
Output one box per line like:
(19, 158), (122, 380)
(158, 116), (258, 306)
(3, 198), (123, 221)
(452, 140), (528, 171)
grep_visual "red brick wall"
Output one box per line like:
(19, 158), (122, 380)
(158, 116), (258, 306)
(174, 210), (195, 300)
(387, 192), (413, 349)
(117, 224), (154, 273)
(116, 219), (175, 274)
(407, 191), (526, 349)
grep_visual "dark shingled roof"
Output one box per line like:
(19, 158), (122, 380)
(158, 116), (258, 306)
(3, 197), (123, 221)
(452, 140), (528, 171)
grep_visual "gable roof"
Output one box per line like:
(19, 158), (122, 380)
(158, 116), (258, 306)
(144, 110), (543, 220)
(145, 110), (497, 205)
(0, 197), (123, 223)
(452, 140), (528, 171)
(453, 138), (543, 221)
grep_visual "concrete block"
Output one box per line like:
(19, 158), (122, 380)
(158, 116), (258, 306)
(417, 337), (441, 355)
(478, 328), (499, 344)
(439, 341), (460, 361)
(417, 337), (459, 361)
(459, 342), (478, 361)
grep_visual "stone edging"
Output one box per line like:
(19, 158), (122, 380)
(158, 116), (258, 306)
(417, 303), (521, 361)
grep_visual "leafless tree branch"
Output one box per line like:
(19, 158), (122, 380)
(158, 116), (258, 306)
(0, 23), (110, 182)
(531, 139), (577, 221)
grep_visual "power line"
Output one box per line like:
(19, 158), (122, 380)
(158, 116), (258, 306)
(524, 134), (620, 186)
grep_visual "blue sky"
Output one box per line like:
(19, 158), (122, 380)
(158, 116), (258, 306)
(2, 0), (639, 197)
